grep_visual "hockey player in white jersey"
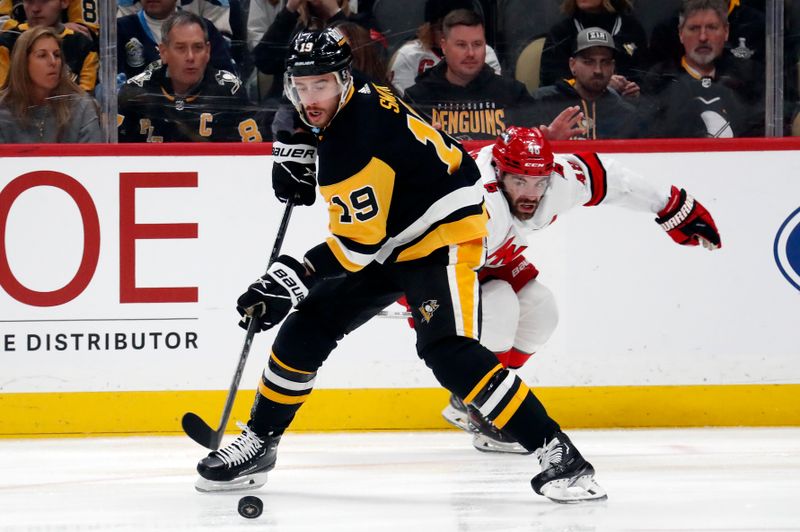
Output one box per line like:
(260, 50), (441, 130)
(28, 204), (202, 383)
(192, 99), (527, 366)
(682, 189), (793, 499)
(442, 126), (722, 453)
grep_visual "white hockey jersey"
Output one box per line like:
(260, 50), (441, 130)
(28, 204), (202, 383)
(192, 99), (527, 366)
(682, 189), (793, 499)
(389, 40), (501, 96)
(474, 144), (670, 272)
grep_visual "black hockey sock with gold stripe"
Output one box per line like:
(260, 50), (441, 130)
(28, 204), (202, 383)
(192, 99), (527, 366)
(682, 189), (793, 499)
(466, 364), (560, 451)
(249, 350), (317, 436)
(422, 336), (559, 451)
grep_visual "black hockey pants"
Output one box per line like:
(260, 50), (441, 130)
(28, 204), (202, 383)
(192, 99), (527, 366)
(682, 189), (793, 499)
(248, 241), (559, 450)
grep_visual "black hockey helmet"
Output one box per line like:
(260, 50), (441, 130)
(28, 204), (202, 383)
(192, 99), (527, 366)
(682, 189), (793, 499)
(284, 27), (354, 128)
(285, 27), (353, 77)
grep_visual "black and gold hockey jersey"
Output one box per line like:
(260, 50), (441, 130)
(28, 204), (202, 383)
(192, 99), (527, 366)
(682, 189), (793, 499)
(304, 76), (488, 278)
(117, 62), (264, 143)
(66, 0), (99, 33)
(0, 0), (99, 32)
(644, 57), (760, 138)
(0, 22), (98, 91)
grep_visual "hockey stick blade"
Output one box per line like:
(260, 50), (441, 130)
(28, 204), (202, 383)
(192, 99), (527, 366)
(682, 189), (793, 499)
(181, 201), (295, 450)
(182, 317), (259, 450)
(182, 411), (222, 450)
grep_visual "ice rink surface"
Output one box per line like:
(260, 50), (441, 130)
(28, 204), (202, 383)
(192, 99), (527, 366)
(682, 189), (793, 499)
(1, 427), (799, 531)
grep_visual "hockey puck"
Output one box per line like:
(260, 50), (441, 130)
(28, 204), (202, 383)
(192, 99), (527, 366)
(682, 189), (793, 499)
(238, 495), (263, 519)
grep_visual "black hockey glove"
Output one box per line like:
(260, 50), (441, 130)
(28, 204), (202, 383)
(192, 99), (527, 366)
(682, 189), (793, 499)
(656, 186), (721, 250)
(272, 130), (317, 206)
(236, 255), (312, 331)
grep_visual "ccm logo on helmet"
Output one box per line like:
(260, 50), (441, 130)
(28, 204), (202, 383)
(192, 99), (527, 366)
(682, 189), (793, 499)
(774, 206), (800, 292)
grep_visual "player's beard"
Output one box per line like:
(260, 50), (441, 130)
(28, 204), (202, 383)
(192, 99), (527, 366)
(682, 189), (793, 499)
(511, 197), (540, 220)
(303, 104), (331, 127)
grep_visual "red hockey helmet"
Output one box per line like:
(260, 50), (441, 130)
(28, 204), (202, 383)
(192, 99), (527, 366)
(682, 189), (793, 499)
(492, 127), (554, 177)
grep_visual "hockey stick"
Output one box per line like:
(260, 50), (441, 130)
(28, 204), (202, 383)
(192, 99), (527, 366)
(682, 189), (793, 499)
(182, 201), (296, 450)
(376, 310), (412, 319)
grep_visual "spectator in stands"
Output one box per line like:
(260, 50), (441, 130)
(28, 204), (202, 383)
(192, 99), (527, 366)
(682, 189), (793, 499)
(117, 0), (235, 81)
(118, 0), (232, 36)
(387, 0), (500, 97)
(649, 0), (764, 121)
(2, 0), (98, 37)
(118, 11), (264, 142)
(643, 0), (759, 137)
(0, 26), (101, 142)
(242, 0), (282, 99)
(0, 0), (10, 23)
(539, 0), (648, 97)
(334, 20), (390, 86)
(251, 0), (359, 100)
(533, 26), (641, 139)
(0, 0), (98, 91)
(406, 9), (584, 141)
(247, 0), (282, 50)
(649, 0), (763, 82)
(404, 8), (529, 141)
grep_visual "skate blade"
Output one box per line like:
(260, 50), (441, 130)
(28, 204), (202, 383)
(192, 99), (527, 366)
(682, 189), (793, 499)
(194, 471), (268, 493)
(472, 433), (532, 455)
(442, 405), (470, 432)
(540, 474), (608, 504)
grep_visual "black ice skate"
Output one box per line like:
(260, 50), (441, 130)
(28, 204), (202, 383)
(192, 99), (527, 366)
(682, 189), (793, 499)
(468, 406), (532, 455)
(531, 431), (607, 503)
(441, 393), (470, 432)
(195, 422), (279, 492)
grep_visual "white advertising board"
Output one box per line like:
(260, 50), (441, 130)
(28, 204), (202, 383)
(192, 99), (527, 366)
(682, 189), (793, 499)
(1, 143), (798, 394)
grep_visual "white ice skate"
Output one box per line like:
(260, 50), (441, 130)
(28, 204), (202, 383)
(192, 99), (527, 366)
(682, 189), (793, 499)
(441, 393), (471, 432)
(468, 406), (532, 455)
(531, 432), (607, 503)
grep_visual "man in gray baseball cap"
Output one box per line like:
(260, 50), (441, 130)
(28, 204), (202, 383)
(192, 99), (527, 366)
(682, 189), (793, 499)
(574, 26), (617, 55)
(573, 26), (639, 98)
(530, 25), (642, 139)
(570, 27), (620, 100)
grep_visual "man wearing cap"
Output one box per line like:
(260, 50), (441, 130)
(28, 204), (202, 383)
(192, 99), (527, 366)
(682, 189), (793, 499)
(388, 0), (501, 96)
(531, 26), (642, 139)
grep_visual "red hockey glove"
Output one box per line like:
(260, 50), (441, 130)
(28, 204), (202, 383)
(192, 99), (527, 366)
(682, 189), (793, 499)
(656, 186), (721, 250)
(478, 255), (539, 293)
(236, 256), (311, 331)
(272, 130), (317, 206)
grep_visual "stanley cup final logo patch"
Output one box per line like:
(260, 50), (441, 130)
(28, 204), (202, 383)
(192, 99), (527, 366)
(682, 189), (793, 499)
(418, 300), (440, 323)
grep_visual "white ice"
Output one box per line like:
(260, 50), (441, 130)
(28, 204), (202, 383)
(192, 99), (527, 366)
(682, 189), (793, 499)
(1, 428), (799, 531)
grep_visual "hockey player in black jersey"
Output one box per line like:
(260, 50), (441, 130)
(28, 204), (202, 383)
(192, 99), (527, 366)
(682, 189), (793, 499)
(194, 26), (607, 503)
(117, 11), (263, 143)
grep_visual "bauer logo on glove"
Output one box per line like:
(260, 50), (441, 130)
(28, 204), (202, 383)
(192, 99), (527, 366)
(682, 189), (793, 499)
(272, 130), (318, 206)
(236, 256), (312, 331)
